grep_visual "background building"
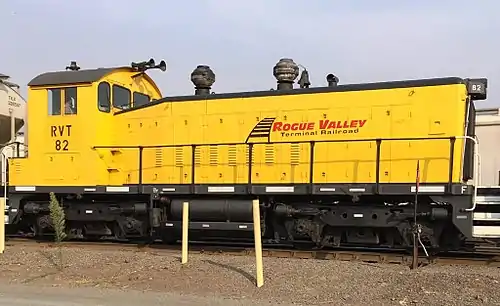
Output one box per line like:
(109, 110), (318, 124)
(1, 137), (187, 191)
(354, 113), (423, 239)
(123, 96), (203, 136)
(475, 108), (500, 187)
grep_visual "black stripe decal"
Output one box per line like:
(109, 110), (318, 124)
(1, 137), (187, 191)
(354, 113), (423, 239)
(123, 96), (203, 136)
(245, 117), (277, 143)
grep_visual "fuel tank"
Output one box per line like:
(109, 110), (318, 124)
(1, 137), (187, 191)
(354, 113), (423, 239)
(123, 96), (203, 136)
(169, 199), (253, 222)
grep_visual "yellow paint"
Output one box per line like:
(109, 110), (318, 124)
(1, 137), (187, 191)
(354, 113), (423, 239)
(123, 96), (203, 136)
(181, 201), (189, 265)
(9, 68), (471, 187)
(253, 199), (264, 287)
(9, 68), (162, 187)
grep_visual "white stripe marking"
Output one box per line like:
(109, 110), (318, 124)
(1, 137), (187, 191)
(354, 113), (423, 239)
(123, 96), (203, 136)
(106, 186), (130, 192)
(349, 188), (365, 192)
(14, 186), (36, 192)
(319, 187), (336, 192)
(265, 186), (294, 193)
(208, 186), (235, 193)
(162, 188), (176, 192)
(353, 213), (363, 218)
(411, 185), (445, 193)
(84, 188), (96, 192)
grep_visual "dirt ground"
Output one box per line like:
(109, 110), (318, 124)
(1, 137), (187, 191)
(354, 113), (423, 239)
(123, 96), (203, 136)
(0, 244), (499, 306)
(0, 282), (278, 306)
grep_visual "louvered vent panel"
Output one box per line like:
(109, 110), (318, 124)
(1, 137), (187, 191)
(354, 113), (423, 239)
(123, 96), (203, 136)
(194, 147), (202, 166)
(290, 144), (300, 165)
(245, 145), (252, 166)
(228, 145), (237, 166)
(209, 145), (218, 166)
(155, 148), (163, 167)
(175, 147), (183, 167)
(265, 145), (274, 165)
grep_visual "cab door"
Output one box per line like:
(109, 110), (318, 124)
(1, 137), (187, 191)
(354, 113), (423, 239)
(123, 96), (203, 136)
(47, 86), (78, 152)
(45, 86), (81, 184)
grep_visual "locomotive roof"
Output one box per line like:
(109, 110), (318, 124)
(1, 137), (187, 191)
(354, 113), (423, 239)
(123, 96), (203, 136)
(114, 76), (487, 115)
(127, 77), (465, 104)
(28, 67), (121, 87)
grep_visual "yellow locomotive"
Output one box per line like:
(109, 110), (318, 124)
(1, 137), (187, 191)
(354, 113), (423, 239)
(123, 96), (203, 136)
(6, 58), (488, 250)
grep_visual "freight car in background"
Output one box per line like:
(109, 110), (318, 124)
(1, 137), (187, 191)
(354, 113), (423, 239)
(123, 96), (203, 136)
(3, 58), (499, 252)
(472, 109), (500, 239)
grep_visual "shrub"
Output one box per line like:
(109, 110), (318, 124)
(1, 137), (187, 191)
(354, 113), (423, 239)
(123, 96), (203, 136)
(48, 192), (67, 270)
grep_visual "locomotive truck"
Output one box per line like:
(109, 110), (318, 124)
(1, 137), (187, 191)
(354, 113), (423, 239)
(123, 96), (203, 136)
(4, 58), (494, 251)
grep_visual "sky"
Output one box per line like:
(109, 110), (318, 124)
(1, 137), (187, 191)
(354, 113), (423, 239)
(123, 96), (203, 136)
(1, 0), (500, 107)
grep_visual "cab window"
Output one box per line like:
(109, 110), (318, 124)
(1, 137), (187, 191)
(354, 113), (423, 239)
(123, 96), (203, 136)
(97, 82), (111, 112)
(112, 85), (131, 110)
(48, 89), (61, 115)
(133, 92), (150, 107)
(48, 87), (77, 115)
(64, 87), (77, 115)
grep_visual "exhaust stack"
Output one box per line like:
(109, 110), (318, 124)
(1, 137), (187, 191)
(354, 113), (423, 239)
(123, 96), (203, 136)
(273, 58), (299, 90)
(191, 65), (216, 95)
(326, 74), (339, 87)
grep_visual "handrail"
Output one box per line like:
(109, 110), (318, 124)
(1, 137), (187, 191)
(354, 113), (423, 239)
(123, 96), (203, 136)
(0, 141), (24, 186)
(0, 141), (21, 219)
(93, 136), (479, 200)
(1, 151), (8, 207)
(455, 136), (479, 212)
(92, 136), (456, 149)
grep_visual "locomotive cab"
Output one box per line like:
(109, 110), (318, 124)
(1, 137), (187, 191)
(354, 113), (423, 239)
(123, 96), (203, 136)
(8, 60), (164, 189)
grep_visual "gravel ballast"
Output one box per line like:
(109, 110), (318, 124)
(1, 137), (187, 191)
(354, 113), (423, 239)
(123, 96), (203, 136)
(0, 244), (499, 305)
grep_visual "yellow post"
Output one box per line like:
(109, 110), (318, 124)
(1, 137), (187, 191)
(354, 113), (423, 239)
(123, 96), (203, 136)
(181, 201), (189, 264)
(252, 199), (264, 287)
(0, 197), (5, 254)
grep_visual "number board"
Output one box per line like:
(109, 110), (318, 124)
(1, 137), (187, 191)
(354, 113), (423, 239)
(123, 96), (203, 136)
(467, 78), (488, 100)
(50, 124), (72, 151)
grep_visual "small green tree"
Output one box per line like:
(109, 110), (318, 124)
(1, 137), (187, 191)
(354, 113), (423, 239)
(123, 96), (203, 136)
(48, 192), (67, 271)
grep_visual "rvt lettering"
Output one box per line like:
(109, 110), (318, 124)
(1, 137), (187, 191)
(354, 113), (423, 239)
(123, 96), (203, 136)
(50, 124), (72, 137)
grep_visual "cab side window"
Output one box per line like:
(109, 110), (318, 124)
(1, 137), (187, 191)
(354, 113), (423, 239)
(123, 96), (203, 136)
(112, 85), (131, 110)
(48, 89), (62, 115)
(97, 82), (111, 112)
(48, 87), (77, 116)
(64, 87), (77, 115)
(133, 92), (150, 107)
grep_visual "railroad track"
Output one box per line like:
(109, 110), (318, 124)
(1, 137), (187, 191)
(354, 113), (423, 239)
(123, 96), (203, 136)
(5, 238), (500, 267)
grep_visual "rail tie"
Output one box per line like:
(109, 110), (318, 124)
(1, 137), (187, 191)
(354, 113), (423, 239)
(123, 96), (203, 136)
(5, 238), (500, 267)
